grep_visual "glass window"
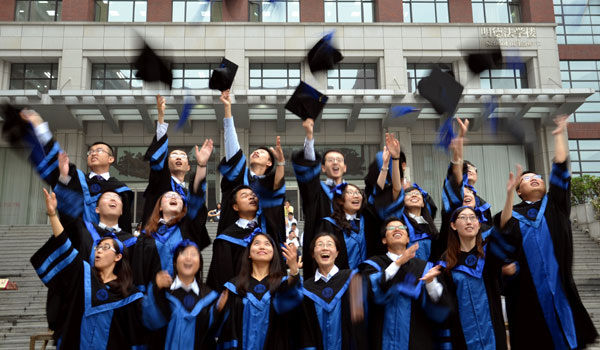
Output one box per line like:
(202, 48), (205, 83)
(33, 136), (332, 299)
(472, 0), (520, 23)
(479, 62), (528, 89)
(554, 0), (600, 44)
(172, 0), (222, 22)
(403, 0), (449, 23)
(9, 63), (58, 93)
(249, 63), (301, 89)
(171, 63), (220, 89)
(569, 140), (600, 177)
(249, 0), (299, 22)
(91, 64), (143, 89)
(560, 60), (600, 122)
(15, 0), (62, 21)
(94, 0), (147, 22)
(328, 63), (377, 89)
(407, 63), (453, 92)
(324, 0), (373, 23)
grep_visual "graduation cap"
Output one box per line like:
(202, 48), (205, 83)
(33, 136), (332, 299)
(285, 81), (328, 121)
(1, 103), (30, 146)
(307, 32), (344, 73)
(417, 67), (464, 116)
(390, 105), (419, 118)
(134, 44), (173, 88)
(209, 58), (238, 92)
(466, 49), (503, 74)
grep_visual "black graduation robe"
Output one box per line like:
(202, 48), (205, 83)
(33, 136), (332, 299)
(359, 255), (452, 350)
(497, 160), (598, 349)
(30, 136), (133, 231)
(438, 229), (507, 350)
(141, 131), (189, 227)
(142, 281), (223, 350)
(217, 275), (303, 350)
(216, 149), (286, 247)
(318, 217), (368, 271)
(298, 269), (367, 350)
(30, 233), (145, 349)
(206, 223), (253, 291)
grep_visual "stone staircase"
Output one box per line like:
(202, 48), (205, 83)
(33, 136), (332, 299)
(1, 221), (595, 349)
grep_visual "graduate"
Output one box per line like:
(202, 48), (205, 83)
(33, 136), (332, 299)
(291, 116), (348, 276)
(359, 217), (451, 350)
(297, 232), (366, 350)
(218, 232), (303, 350)
(133, 140), (212, 292)
(140, 95), (213, 227)
(17, 109), (134, 231)
(497, 115), (598, 349)
(438, 206), (511, 350)
(142, 240), (228, 350)
(216, 89), (287, 246)
(206, 185), (275, 291)
(31, 188), (144, 349)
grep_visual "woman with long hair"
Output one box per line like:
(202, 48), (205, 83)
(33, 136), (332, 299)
(439, 206), (511, 350)
(298, 232), (367, 350)
(217, 232), (303, 349)
(31, 189), (144, 349)
(142, 240), (228, 350)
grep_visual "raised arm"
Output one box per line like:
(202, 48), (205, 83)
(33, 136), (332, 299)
(270, 136), (285, 190)
(450, 118), (469, 185)
(221, 90), (240, 161)
(376, 143), (391, 191)
(553, 115), (568, 163)
(193, 139), (214, 190)
(43, 188), (64, 238)
(386, 133), (402, 201)
(500, 164), (523, 229)
(155, 94), (169, 140)
(302, 118), (316, 161)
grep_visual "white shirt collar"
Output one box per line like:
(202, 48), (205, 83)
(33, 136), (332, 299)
(170, 276), (200, 295)
(171, 176), (186, 189)
(236, 217), (258, 229)
(98, 222), (121, 233)
(325, 178), (344, 187)
(408, 212), (427, 224)
(314, 265), (339, 283)
(345, 213), (357, 221)
(89, 171), (110, 181)
(386, 251), (402, 261)
(525, 200), (541, 204)
(249, 170), (266, 179)
(158, 218), (169, 225)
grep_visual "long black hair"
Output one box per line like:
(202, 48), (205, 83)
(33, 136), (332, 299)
(403, 186), (439, 239)
(172, 241), (203, 285)
(94, 236), (134, 297)
(331, 183), (366, 234)
(235, 233), (285, 296)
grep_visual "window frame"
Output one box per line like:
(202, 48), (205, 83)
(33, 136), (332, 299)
(14, 0), (62, 21)
(324, 0), (374, 23)
(554, 0), (600, 45)
(90, 63), (144, 90)
(560, 60), (600, 123)
(569, 139), (600, 177)
(249, 63), (302, 90)
(171, 0), (222, 22)
(249, 0), (300, 22)
(406, 63), (454, 92)
(9, 63), (59, 93)
(94, 0), (147, 22)
(479, 62), (528, 89)
(472, 0), (521, 23)
(327, 63), (378, 90)
(171, 63), (221, 90)
(402, 0), (449, 23)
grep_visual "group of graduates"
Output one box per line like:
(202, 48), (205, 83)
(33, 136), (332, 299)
(3, 89), (599, 350)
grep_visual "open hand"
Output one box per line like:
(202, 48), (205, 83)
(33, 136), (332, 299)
(281, 243), (299, 274)
(58, 152), (70, 178)
(552, 115), (569, 135)
(506, 164), (523, 194)
(20, 109), (43, 127)
(195, 139), (214, 166)
(155, 270), (173, 289)
(395, 243), (418, 266)
(270, 136), (285, 164)
(386, 133), (401, 159)
(456, 117), (469, 138)
(420, 265), (442, 283)
(42, 188), (57, 215)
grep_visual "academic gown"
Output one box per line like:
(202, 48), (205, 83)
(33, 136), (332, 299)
(30, 233), (145, 349)
(438, 229), (507, 350)
(298, 269), (367, 350)
(30, 136), (134, 231)
(142, 281), (223, 350)
(206, 223), (254, 291)
(45, 217), (137, 338)
(217, 275), (303, 350)
(431, 165), (492, 262)
(318, 217), (369, 270)
(291, 150), (338, 277)
(359, 255), (451, 350)
(141, 131), (190, 227)
(497, 161), (598, 349)
(216, 149), (286, 246)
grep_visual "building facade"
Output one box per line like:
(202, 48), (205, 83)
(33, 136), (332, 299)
(0, 0), (598, 226)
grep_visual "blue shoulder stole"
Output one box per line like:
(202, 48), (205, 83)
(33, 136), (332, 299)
(153, 225), (183, 275)
(512, 195), (577, 349)
(224, 281), (272, 350)
(322, 217), (366, 270)
(164, 290), (219, 350)
(84, 221), (136, 266)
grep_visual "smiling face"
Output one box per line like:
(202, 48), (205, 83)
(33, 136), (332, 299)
(95, 192), (123, 218)
(321, 151), (347, 180)
(517, 172), (546, 200)
(341, 184), (363, 214)
(168, 150), (191, 174)
(382, 220), (410, 249)
(159, 191), (184, 217)
(451, 208), (481, 241)
(249, 148), (273, 168)
(232, 188), (258, 214)
(94, 238), (122, 271)
(249, 234), (274, 263)
(463, 187), (476, 208)
(87, 144), (114, 168)
(175, 246), (201, 280)
(466, 164), (478, 185)
(313, 235), (339, 271)
(404, 189), (424, 210)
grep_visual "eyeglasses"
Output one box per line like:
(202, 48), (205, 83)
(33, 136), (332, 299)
(87, 148), (112, 156)
(325, 157), (344, 164)
(386, 225), (407, 231)
(456, 215), (479, 222)
(102, 194), (122, 202)
(346, 191), (362, 198)
(316, 242), (335, 249)
(169, 153), (188, 159)
(164, 193), (182, 200)
(95, 243), (117, 253)
(405, 190), (422, 197)
(522, 174), (542, 182)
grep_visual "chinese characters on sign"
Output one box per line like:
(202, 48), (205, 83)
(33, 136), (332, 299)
(480, 27), (537, 47)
